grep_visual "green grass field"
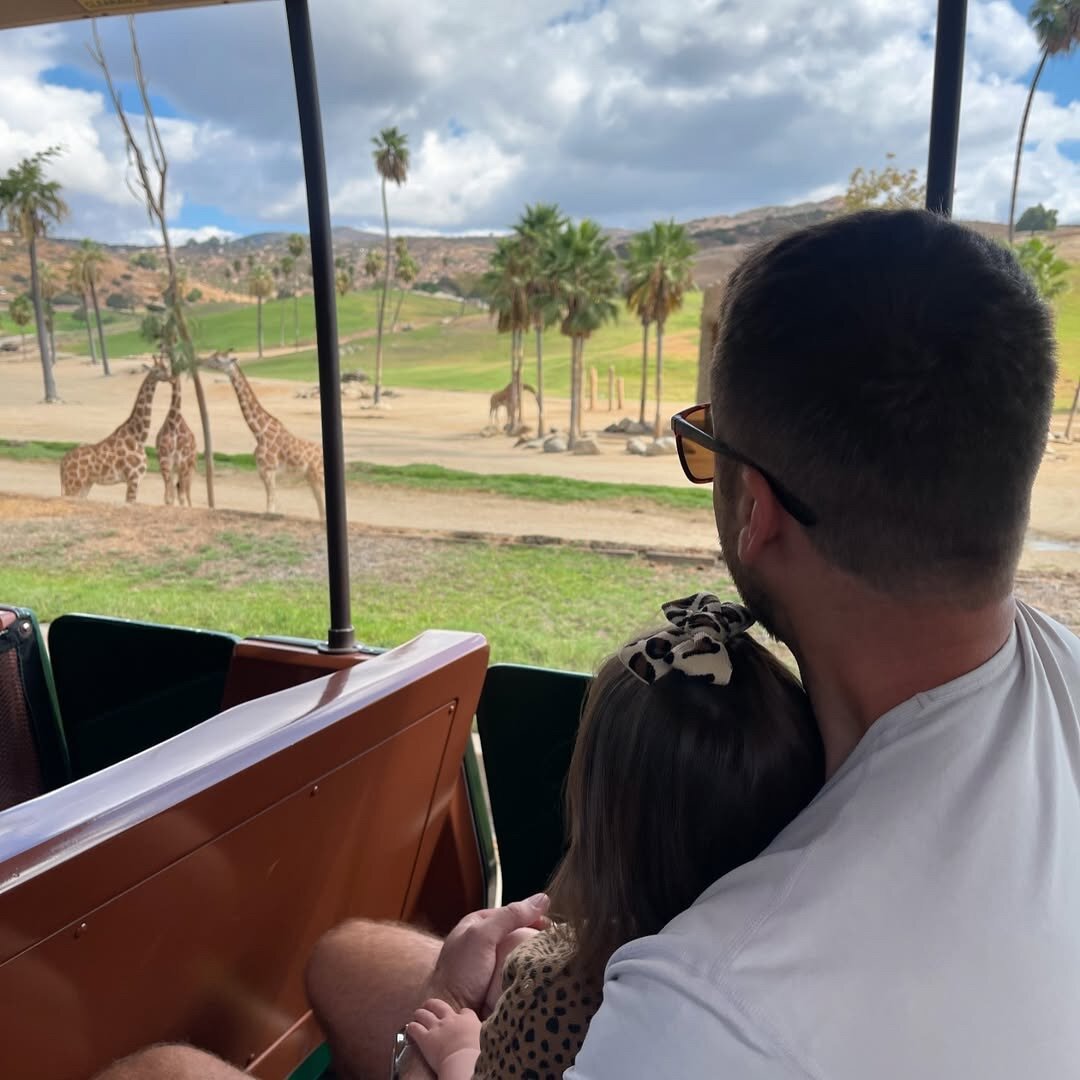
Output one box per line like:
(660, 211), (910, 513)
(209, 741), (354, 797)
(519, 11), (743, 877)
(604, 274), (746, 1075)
(0, 521), (732, 670)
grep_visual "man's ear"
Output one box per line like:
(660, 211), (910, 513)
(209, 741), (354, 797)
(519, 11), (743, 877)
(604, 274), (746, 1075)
(737, 467), (782, 565)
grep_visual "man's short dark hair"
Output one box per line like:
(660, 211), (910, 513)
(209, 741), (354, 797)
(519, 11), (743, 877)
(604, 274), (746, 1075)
(711, 209), (1057, 603)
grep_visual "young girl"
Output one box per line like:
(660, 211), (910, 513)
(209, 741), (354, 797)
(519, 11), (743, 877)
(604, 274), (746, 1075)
(407, 592), (824, 1080)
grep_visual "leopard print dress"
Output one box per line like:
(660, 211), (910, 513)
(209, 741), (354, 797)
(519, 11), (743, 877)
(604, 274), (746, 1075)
(473, 923), (602, 1080)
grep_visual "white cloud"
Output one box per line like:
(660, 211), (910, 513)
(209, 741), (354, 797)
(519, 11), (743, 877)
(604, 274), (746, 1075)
(0, 0), (1077, 243)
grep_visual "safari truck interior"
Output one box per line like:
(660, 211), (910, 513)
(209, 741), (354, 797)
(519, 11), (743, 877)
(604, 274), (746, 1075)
(0, 0), (970, 1075)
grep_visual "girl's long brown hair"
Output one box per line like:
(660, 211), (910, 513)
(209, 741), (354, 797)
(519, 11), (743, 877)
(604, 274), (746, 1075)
(547, 633), (823, 979)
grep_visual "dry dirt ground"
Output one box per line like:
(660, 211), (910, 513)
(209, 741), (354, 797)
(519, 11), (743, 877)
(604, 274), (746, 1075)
(1, 353), (1080, 575)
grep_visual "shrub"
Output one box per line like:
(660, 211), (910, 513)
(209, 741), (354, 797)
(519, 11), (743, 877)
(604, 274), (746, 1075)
(186, 287), (203, 303)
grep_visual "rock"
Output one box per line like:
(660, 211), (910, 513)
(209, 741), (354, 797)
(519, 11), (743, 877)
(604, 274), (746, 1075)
(400, 323), (414, 332)
(645, 436), (678, 456)
(626, 437), (649, 455)
(543, 434), (568, 453)
(572, 436), (601, 455)
(341, 369), (369, 383)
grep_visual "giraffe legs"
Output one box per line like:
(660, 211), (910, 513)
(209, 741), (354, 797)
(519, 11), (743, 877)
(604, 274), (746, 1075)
(125, 470), (143, 505)
(308, 467), (326, 521)
(261, 467), (278, 514)
(160, 460), (176, 507)
(178, 465), (193, 508)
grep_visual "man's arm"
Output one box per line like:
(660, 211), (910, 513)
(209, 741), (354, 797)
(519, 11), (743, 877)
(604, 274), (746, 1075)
(566, 948), (807, 1079)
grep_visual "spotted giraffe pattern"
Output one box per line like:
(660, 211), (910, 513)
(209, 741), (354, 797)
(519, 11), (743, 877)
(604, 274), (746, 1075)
(205, 353), (325, 519)
(155, 374), (197, 507)
(59, 359), (170, 503)
(474, 924), (602, 1080)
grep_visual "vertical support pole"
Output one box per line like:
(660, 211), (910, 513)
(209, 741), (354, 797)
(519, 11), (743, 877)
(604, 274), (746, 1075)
(285, 0), (356, 652)
(616, 377), (624, 410)
(925, 0), (968, 217)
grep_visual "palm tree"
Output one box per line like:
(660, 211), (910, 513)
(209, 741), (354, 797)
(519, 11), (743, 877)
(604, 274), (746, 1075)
(544, 220), (619, 448)
(9, 295), (31, 353)
(625, 221), (696, 438)
(67, 254), (98, 366)
(372, 127), (410, 406)
(391, 249), (419, 330)
(515, 203), (567, 437)
(364, 249), (384, 286)
(0, 148), (67, 401)
(1008, 1), (1080, 242)
(247, 264), (274, 358)
(77, 240), (110, 376)
(287, 233), (306, 348)
(335, 266), (353, 298)
(482, 236), (531, 430)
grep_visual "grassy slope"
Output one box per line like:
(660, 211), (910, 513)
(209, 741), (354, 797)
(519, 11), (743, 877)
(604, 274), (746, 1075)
(65, 290), (461, 361)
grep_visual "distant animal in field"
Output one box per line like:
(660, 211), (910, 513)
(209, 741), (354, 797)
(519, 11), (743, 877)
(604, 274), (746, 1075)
(489, 382), (537, 427)
(155, 369), (197, 507)
(203, 352), (325, 519)
(59, 357), (170, 503)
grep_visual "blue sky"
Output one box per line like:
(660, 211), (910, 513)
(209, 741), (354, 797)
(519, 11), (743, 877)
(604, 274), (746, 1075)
(0, 0), (1077, 244)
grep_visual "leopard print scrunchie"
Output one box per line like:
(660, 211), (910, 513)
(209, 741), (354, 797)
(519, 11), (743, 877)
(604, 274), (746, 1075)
(618, 593), (755, 686)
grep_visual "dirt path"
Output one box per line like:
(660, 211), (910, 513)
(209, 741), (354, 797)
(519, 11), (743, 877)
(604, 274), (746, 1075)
(3, 354), (1080, 570)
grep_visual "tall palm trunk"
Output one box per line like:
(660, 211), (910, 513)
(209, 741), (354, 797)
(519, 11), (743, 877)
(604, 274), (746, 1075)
(256, 296), (264, 358)
(28, 234), (58, 402)
(392, 286), (407, 331)
(653, 320), (665, 439)
(569, 337), (582, 448)
(293, 281), (299, 350)
(81, 291), (98, 364)
(89, 278), (110, 376)
(279, 304), (286, 347)
(535, 323), (546, 435)
(47, 307), (56, 368)
(1008, 48), (1049, 244)
(638, 319), (649, 424)
(374, 176), (392, 406)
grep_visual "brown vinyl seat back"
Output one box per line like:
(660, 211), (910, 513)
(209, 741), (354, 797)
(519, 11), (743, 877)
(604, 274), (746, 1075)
(0, 606), (69, 812)
(0, 629), (488, 1080)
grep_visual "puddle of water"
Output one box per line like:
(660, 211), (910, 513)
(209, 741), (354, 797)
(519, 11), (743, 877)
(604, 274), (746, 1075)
(1026, 535), (1080, 552)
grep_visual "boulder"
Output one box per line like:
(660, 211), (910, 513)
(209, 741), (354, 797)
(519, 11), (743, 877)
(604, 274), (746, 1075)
(645, 436), (678, 456)
(543, 434), (568, 453)
(625, 437), (649, 455)
(572, 436), (601, 455)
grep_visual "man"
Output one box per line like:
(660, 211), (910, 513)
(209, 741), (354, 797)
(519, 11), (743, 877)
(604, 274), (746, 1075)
(98, 210), (1080, 1079)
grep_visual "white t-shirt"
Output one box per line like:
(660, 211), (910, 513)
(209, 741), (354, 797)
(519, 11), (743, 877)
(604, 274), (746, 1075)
(568, 601), (1080, 1079)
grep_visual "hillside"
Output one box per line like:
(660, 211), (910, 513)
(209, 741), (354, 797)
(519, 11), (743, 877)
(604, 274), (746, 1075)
(3, 196), (1077, 315)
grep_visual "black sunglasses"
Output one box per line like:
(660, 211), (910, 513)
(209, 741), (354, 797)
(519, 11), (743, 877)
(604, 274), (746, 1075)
(670, 404), (818, 527)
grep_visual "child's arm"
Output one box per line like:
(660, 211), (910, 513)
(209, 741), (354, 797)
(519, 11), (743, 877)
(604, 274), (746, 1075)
(406, 998), (482, 1080)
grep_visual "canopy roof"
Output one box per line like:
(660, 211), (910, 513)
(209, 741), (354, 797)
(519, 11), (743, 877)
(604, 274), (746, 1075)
(0, 0), (257, 32)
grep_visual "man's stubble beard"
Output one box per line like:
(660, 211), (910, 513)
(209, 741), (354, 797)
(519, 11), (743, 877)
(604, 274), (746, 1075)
(717, 488), (785, 643)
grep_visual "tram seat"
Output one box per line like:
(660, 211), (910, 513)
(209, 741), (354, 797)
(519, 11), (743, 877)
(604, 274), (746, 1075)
(475, 663), (591, 902)
(47, 613), (238, 780)
(0, 628), (489, 1080)
(0, 605), (69, 812)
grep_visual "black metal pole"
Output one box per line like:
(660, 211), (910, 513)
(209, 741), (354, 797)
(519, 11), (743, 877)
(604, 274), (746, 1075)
(285, 0), (356, 652)
(925, 0), (968, 217)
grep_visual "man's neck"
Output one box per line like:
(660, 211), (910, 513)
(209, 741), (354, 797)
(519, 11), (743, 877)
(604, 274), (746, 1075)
(788, 591), (1016, 778)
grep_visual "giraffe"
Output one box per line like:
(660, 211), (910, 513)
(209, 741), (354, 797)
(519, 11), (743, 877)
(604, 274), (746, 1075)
(155, 368), (197, 507)
(59, 357), (170, 503)
(489, 382), (537, 427)
(203, 352), (325, 519)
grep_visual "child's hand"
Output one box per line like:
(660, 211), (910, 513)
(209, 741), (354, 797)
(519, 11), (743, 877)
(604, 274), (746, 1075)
(407, 998), (482, 1079)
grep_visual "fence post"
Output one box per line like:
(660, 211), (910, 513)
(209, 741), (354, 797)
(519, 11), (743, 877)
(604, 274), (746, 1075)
(588, 366), (598, 411)
(608, 365), (615, 411)
(616, 376), (624, 410)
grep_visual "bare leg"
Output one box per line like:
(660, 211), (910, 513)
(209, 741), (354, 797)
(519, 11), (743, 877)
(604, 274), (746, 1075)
(161, 461), (175, 506)
(309, 468), (325, 520)
(305, 919), (441, 1080)
(125, 473), (140, 504)
(261, 468), (277, 514)
(92, 1044), (243, 1080)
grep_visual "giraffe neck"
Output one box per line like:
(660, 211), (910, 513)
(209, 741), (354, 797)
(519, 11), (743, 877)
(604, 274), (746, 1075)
(229, 365), (275, 437)
(167, 380), (182, 417)
(121, 370), (161, 444)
